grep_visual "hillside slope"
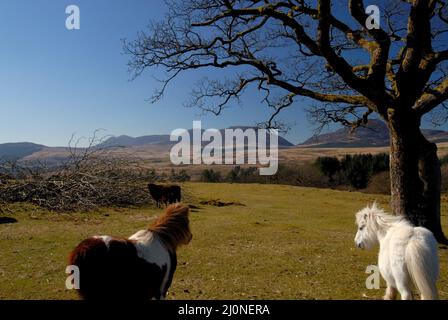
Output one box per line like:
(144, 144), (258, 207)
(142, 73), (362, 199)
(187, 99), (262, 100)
(300, 119), (448, 148)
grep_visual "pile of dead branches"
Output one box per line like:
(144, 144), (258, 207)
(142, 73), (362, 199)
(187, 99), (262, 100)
(0, 137), (152, 211)
(0, 165), (151, 211)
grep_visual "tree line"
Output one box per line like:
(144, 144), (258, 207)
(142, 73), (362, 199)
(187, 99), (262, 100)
(315, 153), (389, 189)
(199, 153), (390, 191)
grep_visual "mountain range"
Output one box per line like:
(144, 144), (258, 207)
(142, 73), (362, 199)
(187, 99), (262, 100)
(2, 120), (448, 163)
(0, 126), (294, 163)
(98, 126), (294, 148)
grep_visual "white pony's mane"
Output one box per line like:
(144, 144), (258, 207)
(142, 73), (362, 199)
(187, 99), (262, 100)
(357, 202), (410, 230)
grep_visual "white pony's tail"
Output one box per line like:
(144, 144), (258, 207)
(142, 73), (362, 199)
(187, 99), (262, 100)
(405, 228), (439, 300)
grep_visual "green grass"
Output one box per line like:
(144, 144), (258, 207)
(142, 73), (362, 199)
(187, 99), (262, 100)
(1, 182), (447, 300)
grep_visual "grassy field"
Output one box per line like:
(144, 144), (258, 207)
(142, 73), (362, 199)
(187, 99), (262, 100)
(1, 182), (447, 300)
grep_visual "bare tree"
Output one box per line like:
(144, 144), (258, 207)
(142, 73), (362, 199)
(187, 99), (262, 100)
(124, 0), (448, 243)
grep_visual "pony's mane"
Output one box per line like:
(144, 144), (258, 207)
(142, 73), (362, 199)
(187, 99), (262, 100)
(148, 203), (191, 251)
(357, 202), (408, 229)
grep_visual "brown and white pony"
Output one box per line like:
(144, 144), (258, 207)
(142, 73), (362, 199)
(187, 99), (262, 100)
(68, 203), (192, 300)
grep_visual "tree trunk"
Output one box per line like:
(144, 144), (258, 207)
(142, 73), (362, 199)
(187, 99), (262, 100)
(388, 109), (447, 244)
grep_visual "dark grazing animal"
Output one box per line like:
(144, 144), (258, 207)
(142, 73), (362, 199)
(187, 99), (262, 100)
(148, 183), (181, 207)
(68, 204), (192, 300)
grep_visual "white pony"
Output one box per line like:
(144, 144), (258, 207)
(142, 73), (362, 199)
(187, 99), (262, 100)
(354, 202), (439, 300)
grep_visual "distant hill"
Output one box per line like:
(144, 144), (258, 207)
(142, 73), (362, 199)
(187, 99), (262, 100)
(224, 126), (294, 148)
(98, 134), (171, 148)
(0, 142), (45, 161)
(299, 119), (448, 148)
(98, 126), (294, 148)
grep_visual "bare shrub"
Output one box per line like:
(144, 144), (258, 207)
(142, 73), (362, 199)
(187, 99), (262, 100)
(363, 171), (391, 195)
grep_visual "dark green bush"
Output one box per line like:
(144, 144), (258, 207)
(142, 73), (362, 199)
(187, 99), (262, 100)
(200, 169), (222, 183)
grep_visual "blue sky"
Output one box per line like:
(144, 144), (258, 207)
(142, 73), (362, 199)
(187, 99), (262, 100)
(0, 1), (445, 147)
